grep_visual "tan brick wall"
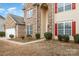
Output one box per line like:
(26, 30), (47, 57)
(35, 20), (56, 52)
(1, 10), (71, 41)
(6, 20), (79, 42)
(48, 3), (53, 32)
(24, 3), (38, 37)
(24, 3), (53, 38)
(16, 24), (26, 38)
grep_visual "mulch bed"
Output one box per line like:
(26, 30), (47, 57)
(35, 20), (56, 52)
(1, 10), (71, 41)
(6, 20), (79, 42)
(9, 37), (38, 43)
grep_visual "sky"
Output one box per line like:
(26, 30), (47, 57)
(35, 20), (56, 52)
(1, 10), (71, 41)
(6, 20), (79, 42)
(0, 3), (24, 17)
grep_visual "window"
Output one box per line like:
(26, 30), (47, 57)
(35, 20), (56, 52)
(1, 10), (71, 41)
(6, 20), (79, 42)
(27, 25), (33, 35)
(58, 23), (64, 35)
(65, 23), (71, 35)
(65, 3), (71, 11)
(58, 22), (71, 35)
(58, 3), (64, 12)
(57, 3), (72, 13)
(27, 9), (33, 18)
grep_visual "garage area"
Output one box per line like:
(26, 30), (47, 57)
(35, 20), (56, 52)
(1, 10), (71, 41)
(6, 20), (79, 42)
(5, 28), (15, 38)
(4, 14), (25, 38)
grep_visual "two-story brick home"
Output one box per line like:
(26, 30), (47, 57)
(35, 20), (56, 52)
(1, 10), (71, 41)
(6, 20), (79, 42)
(23, 3), (54, 38)
(5, 3), (78, 40)
(24, 3), (78, 40)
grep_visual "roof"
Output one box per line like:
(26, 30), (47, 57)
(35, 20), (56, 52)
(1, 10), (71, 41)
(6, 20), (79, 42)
(0, 15), (5, 20)
(8, 14), (25, 25)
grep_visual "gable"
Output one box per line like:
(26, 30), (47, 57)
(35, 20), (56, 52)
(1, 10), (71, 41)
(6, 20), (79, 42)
(5, 16), (16, 28)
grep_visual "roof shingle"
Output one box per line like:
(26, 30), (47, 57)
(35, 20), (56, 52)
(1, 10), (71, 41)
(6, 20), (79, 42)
(9, 14), (25, 25)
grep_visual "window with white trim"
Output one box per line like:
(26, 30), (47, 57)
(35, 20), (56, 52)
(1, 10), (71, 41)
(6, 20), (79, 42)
(27, 25), (33, 35)
(58, 23), (64, 35)
(65, 3), (71, 11)
(65, 22), (71, 35)
(58, 3), (64, 12)
(58, 22), (71, 35)
(27, 9), (33, 18)
(57, 3), (72, 12)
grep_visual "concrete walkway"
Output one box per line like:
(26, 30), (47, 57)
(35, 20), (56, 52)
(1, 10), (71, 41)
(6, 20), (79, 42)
(0, 37), (45, 45)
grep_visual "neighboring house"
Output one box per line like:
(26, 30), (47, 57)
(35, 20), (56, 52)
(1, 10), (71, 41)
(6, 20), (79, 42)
(54, 3), (77, 40)
(4, 14), (25, 38)
(23, 3), (54, 38)
(0, 15), (5, 32)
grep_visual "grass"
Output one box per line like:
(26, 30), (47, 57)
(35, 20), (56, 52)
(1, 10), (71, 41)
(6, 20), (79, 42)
(9, 37), (37, 43)
(0, 39), (79, 55)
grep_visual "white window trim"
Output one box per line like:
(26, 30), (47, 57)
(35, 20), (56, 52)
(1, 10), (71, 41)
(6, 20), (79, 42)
(27, 24), (32, 35)
(57, 21), (72, 35)
(57, 3), (72, 12)
(27, 9), (33, 18)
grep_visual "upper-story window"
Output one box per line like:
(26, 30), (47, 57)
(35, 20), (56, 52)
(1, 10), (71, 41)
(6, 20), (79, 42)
(57, 3), (72, 13)
(27, 9), (33, 18)
(58, 3), (64, 12)
(65, 3), (71, 11)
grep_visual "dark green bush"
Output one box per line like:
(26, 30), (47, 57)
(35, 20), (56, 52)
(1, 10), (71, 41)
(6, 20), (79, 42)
(73, 34), (79, 43)
(44, 32), (52, 40)
(0, 32), (5, 37)
(63, 35), (69, 42)
(9, 34), (14, 39)
(35, 33), (40, 39)
(58, 35), (63, 41)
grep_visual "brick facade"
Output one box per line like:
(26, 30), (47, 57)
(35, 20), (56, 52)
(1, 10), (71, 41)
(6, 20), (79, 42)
(24, 3), (54, 38)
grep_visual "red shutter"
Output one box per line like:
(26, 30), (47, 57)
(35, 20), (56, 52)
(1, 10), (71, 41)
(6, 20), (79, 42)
(54, 3), (57, 13)
(72, 21), (76, 36)
(55, 23), (58, 36)
(72, 3), (76, 9)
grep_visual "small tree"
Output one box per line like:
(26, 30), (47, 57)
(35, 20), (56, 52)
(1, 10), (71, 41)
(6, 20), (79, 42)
(35, 33), (40, 39)
(0, 32), (5, 37)
(73, 34), (79, 43)
(44, 32), (52, 40)
(21, 36), (25, 40)
(63, 35), (70, 42)
(58, 35), (63, 41)
(9, 34), (14, 39)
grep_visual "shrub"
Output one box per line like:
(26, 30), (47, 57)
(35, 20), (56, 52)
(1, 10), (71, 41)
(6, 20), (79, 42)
(44, 32), (52, 40)
(35, 33), (40, 39)
(73, 34), (79, 43)
(63, 35), (69, 42)
(21, 36), (25, 40)
(0, 32), (5, 37)
(58, 35), (63, 41)
(9, 34), (14, 39)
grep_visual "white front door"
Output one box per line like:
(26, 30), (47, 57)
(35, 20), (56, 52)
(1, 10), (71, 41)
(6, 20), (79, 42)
(6, 28), (15, 38)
